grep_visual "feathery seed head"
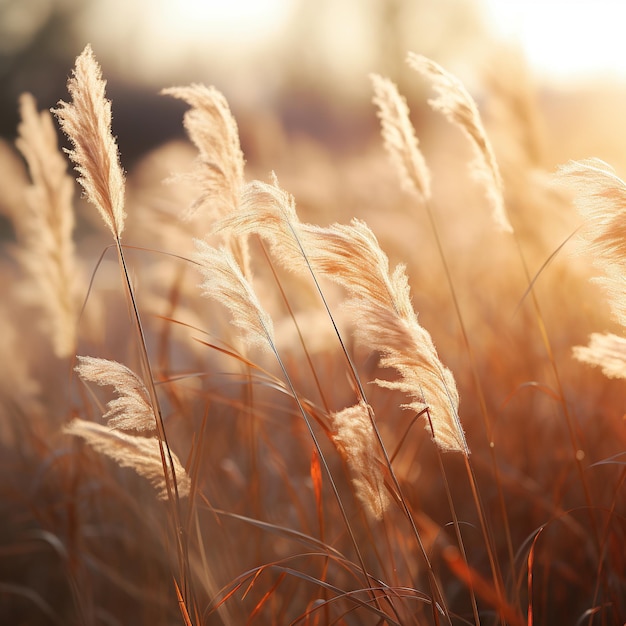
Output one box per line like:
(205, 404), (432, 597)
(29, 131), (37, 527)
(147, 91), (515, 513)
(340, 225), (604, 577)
(64, 419), (190, 500)
(75, 356), (155, 432)
(194, 241), (275, 351)
(573, 332), (626, 380)
(216, 178), (306, 270)
(350, 299), (467, 455)
(330, 402), (390, 520)
(162, 84), (245, 220)
(370, 72), (432, 200)
(558, 158), (626, 327)
(53, 45), (126, 238)
(15, 93), (78, 358)
(407, 53), (512, 233)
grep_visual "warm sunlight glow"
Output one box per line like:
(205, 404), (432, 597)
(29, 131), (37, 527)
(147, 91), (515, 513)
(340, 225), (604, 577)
(3, 4), (626, 623)
(79, 0), (294, 84)
(151, 0), (292, 44)
(482, 0), (626, 81)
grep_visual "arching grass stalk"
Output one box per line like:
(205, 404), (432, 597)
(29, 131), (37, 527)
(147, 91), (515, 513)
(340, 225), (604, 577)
(421, 196), (509, 615)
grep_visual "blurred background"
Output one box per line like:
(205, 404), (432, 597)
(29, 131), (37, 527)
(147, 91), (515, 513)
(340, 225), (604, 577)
(2, 0), (624, 258)
(1, 0), (625, 243)
(2, 0), (626, 161)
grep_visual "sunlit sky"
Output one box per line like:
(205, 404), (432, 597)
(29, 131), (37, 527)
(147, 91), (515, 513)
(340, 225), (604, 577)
(482, 0), (626, 81)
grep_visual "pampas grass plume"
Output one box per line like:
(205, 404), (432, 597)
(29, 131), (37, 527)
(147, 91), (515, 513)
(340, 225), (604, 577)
(558, 158), (626, 328)
(218, 178), (467, 454)
(53, 44), (126, 238)
(75, 356), (155, 432)
(15, 93), (78, 358)
(330, 402), (390, 520)
(64, 419), (190, 500)
(194, 241), (275, 351)
(164, 84), (251, 278)
(215, 176), (307, 275)
(370, 73), (432, 200)
(573, 332), (626, 380)
(162, 84), (245, 219)
(407, 52), (512, 233)
(300, 217), (468, 454)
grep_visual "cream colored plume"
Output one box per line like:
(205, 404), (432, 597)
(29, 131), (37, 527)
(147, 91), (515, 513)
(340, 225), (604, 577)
(163, 84), (250, 275)
(370, 73), (431, 200)
(407, 53), (512, 233)
(233, 178), (302, 252)
(64, 419), (190, 499)
(53, 44), (125, 238)
(558, 158), (626, 328)
(194, 241), (275, 351)
(573, 332), (626, 380)
(221, 183), (405, 312)
(161, 84), (244, 219)
(75, 356), (155, 432)
(288, 217), (466, 454)
(330, 402), (390, 520)
(217, 177), (331, 277)
(71, 356), (190, 499)
(352, 300), (465, 454)
(15, 93), (78, 358)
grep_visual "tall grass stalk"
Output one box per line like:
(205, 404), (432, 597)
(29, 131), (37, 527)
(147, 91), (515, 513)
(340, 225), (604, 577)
(373, 56), (516, 620)
(53, 45), (194, 619)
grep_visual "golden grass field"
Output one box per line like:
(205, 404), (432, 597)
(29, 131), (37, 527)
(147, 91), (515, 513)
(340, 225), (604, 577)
(0, 43), (624, 625)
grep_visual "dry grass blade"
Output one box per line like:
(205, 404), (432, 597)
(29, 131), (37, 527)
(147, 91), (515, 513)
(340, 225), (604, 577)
(442, 545), (524, 626)
(64, 419), (190, 499)
(370, 73), (431, 200)
(573, 332), (626, 379)
(329, 402), (390, 520)
(558, 158), (626, 327)
(0, 583), (65, 626)
(75, 355), (156, 432)
(52, 44), (125, 238)
(407, 52), (512, 233)
(194, 232), (379, 604)
(14, 93), (78, 358)
(210, 561), (400, 625)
